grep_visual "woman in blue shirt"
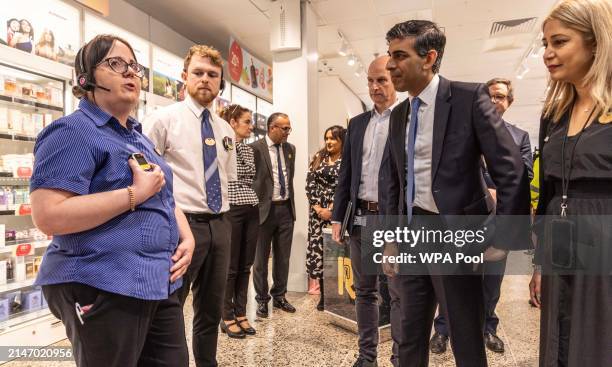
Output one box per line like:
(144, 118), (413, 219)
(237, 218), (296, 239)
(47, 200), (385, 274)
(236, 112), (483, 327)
(30, 34), (194, 367)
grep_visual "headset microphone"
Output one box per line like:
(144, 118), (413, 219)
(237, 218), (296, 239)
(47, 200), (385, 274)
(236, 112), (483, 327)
(76, 46), (111, 93)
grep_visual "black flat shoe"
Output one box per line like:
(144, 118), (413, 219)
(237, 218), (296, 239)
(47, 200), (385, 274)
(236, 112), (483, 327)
(237, 318), (256, 335)
(220, 320), (245, 339)
(256, 301), (269, 318)
(273, 297), (296, 313)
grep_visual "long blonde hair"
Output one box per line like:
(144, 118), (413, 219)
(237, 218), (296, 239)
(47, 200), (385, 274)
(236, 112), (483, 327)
(542, 0), (612, 123)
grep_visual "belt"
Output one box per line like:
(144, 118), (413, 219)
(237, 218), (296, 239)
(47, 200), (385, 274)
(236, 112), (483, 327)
(357, 199), (378, 213)
(185, 212), (224, 223)
(413, 206), (437, 215)
(272, 199), (290, 205)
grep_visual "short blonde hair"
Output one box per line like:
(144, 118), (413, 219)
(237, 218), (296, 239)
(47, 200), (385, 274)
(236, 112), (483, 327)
(542, 0), (612, 123)
(183, 45), (223, 72)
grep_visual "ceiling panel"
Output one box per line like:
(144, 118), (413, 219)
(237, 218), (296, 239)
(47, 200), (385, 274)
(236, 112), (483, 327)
(373, 0), (433, 15)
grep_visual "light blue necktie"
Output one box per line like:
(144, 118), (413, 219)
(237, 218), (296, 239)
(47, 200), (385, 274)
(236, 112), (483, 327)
(201, 109), (222, 213)
(405, 97), (421, 223)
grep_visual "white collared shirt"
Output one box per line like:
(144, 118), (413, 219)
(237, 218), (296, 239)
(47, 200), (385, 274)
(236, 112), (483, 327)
(143, 94), (237, 213)
(265, 134), (289, 201)
(358, 100), (399, 202)
(406, 74), (440, 213)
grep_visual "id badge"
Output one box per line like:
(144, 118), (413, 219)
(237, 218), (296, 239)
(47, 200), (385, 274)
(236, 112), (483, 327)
(549, 217), (576, 269)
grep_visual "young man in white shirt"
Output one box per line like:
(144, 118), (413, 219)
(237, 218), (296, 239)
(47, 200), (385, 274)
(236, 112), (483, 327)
(144, 45), (237, 367)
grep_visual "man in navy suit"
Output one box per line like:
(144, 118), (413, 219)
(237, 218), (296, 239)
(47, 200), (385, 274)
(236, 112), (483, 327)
(379, 21), (531, 367)
(430, 78), (533, 355)
(331, 55), (399, 367)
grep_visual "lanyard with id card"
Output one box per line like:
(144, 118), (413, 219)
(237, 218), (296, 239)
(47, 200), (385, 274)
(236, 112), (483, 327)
(548, 105), (595, 269)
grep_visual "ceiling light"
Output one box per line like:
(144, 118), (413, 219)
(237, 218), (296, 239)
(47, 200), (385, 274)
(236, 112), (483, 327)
(347, 55), (356, 66)
(338, 42), (348, 57)
(516, 63), (530, 79)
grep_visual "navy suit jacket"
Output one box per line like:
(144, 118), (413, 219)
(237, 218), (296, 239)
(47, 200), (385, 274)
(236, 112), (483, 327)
(331, 110), (374, 234)
(379, 76), (531, 251)
(483, 121), (533, 189)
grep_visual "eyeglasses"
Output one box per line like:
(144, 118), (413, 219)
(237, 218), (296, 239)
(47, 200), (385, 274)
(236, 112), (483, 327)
(274, 125), (292, 133)
(491, 94), (508, 103)
(98, 57), (145, 78)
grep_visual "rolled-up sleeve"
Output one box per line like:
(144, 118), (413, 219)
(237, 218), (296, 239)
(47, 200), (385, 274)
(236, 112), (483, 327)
(30, 120), (97, 195)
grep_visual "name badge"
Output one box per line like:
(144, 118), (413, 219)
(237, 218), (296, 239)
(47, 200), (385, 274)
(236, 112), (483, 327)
(204, 138), (216, 146)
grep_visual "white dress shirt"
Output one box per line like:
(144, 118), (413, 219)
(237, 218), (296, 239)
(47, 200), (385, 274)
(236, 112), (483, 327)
(265, 134), (289, 201)
(143, 94), (237, 213)
(406, 74), (440, 213)
(358, 100), (399, 203)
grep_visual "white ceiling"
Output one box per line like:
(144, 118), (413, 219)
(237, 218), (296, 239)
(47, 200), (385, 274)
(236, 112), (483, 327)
(126, 0), (559, 144)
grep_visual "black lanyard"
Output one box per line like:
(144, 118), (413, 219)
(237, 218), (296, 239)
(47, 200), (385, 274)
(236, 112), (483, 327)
(559, 105), (596, 216)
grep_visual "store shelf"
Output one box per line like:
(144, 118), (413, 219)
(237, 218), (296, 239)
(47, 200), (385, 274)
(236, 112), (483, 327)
(2, 307), (51, 331)
(0, 94), (63, 112)
(0, 177), (30, 186)
(0, 210), (30, 217)
(0, 240), (50, 255)
(0, 279), (35, 293)
(0, 132), (37, 142)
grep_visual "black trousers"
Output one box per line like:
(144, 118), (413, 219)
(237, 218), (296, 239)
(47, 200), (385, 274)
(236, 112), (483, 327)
(177, 213), (231, 367)
(253, 201), (295, 302)
(434, 257), (507, 336)
(396, 208), (487, 367)
(223, 204), (260, 320)
(349, 226), (401, 364)
(43, 283), (188, 367)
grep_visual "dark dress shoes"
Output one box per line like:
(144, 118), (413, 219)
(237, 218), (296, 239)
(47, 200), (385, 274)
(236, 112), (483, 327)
(256, 301), (269, 318)
(429, 332), (449, 354)
(485, 333), (505, 353)
(353, 356), (378, 367)
(272, 297), (296, 313)
(220, 320), (245, 339)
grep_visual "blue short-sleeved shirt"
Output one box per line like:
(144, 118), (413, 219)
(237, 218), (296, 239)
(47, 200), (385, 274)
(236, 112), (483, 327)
(31, 98), (181, 300)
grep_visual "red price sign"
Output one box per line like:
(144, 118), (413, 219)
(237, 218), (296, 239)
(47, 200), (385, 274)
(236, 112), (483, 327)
(18, 204), (32, 216)
(15, 243), (33, 257)
(16, 167), (32, 178)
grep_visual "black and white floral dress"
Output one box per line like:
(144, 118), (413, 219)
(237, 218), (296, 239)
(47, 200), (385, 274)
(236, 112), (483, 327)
(306, 157), (341, 279)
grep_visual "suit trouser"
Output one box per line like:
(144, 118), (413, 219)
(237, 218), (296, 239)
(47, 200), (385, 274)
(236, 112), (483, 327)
(350, 226), (401, 363)
(434, 257), (507, 336)
(223, 204), (260, 320)
(253, 201), (295, 302)
(43, 283), (188, 367)
(397, 208), (487, 367)
(177, 214), (231, 367)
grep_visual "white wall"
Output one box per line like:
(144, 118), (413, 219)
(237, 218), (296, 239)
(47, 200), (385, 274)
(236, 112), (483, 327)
(316, 75), (364, 155)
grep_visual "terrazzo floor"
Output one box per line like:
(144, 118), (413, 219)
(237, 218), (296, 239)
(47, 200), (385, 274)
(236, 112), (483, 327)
(3, 275), (540, 367)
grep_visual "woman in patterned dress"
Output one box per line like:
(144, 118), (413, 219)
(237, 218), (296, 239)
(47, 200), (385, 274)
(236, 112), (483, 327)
(306, 125), (346, 310)
(219, 104), (260, 338)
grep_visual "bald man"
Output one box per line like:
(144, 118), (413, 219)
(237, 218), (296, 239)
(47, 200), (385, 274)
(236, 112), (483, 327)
(332, 56), (400, 367)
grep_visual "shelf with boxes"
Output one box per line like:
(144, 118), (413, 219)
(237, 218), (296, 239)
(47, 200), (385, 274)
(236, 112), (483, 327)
(0, 61), (65, 340)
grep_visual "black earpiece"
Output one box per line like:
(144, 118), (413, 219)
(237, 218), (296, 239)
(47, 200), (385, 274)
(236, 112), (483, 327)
(220, 68), (226, 93)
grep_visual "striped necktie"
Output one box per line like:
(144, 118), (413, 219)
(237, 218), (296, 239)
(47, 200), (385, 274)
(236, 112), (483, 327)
(201, 109), (222, 213)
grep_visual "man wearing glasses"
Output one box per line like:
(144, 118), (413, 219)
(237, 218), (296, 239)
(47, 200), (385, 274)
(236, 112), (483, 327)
(250, 113), (297, 317)
(430, 77), (533, 355)
(144, 45), (237, 367)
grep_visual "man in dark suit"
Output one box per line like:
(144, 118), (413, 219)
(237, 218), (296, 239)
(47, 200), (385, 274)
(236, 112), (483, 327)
(379, 21), (531, 367)
(250, 113), (297, 317)
(331, 55), (400, 367)
(430, 78), (533, 354)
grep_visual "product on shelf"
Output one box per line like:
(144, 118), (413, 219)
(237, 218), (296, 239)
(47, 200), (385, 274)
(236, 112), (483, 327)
(0, 260), (6, 285)
(5, 290), (22, 314)
(15, 257), (26, 282)
(0, 154), (34, 178)
(0, 297), (9, 321)
(0, 107), (8, 131)
(3, 77), (17, 95)
(0, 224), (4, 248)
(21, 289), (42, 311)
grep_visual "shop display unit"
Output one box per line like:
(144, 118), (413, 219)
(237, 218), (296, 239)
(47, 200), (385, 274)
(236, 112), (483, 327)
(0, 62), (67, 352)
